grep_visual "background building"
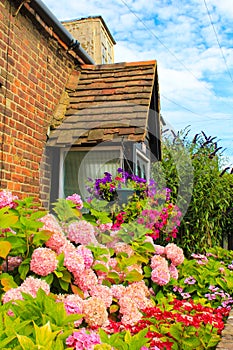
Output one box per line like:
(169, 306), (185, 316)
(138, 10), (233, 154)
(62, 16), (116, 64)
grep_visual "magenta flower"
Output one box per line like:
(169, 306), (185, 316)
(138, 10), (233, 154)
(184, 276), (196, 285)
(66, 329), (101, 349)
(66, 193), (83, 209)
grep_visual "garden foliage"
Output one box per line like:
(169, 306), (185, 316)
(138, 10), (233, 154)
(0, 167), (232, 349)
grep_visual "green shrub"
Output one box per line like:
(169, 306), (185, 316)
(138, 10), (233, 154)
(152, 129), (233, 256)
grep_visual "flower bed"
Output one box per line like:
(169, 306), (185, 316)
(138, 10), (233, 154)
(0, 171), (232, 349)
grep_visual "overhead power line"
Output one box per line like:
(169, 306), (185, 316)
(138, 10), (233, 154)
(119, 0), (218, 97)
(203, 0), (233, 84)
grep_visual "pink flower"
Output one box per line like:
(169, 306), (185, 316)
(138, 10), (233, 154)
(151, 267), (170, 285)
(39, 214), (63, 234)
(75, 268), (98, 292)
(2, 288), (24, 304)
(90, 285), (113, 308)
(67, 220), (98, 245)
(83, 297), (108, 327)
(20, 276), (50, 297)
(1, 256), (22, 272)
(0, 190), (18, 209)
(66, 329), (101, 349)
(45, 231), (68, 253)
(98, 222), (113, 232)
(77, 245), (94, 269)
(119, 296), (142, 326)
(164, 243), (184, 266)
(64, 294), (84, 327)
(154, 245), (165, 256)
(151, 255), (168, 270)
(111, 284), (125, 299)
(169, 264), (179, 280)
(30, 247), (58, 276)
(66, 193), (83, 209)
(63, 248), (85, 276)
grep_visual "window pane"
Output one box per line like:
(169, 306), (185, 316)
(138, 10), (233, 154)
(63, 149), (121, 199)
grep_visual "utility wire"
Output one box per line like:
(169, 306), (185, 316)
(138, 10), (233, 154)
(161, 94), (213, 119)
(203, 0), (233, 84)
(119, 0), (218, 97)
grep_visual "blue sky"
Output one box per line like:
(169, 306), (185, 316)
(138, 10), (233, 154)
(43, 0), (233, 168)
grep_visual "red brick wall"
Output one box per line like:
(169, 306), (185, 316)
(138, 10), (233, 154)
(0, 0), (77, 205)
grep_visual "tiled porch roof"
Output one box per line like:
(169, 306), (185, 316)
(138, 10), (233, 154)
(48, 60), (159, 146)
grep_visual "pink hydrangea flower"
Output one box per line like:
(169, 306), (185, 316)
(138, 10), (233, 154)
(119, 296), (142, 326)
(2, 288), (24, 304)
(45, 231), (68, 253)
(89, 285), (113, 308)
(0, 190), (18, 209)
(63, 248), (85, 277)
(151, 255), (168, 270)
(1, 256), (22, 272)
(64, 294), (84, 327)
(66, 329), (101, 349)
(67, 220), (98, 245)
(20, 276), (50, 297)
(169, 264), (179, 280)
(154, 244), (165, 256)
(151, 267), (170, 286)
(39, 214), (63, 234)
(164, 243), (184, 266)
(77, 245), (94, 269)
(83, 297), (108, 327)
(111, 284), (125, 300)
(113, 242), (134, 257)
(3, 277), (50, 304)
(66, 193), (83, 210)
(30, 247), (58, 276)
(75, 268), (98, 292)
(124, 281), (153, 310)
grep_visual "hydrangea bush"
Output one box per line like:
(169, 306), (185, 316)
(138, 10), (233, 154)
(0, 173), (232, 349)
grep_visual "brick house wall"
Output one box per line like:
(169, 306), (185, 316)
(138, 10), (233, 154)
(0, 0), (83, 206)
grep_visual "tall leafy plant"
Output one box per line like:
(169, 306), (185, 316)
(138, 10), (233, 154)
(153, 129), (233, 256)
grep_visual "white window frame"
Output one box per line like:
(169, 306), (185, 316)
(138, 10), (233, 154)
(134, 147), (150, 181)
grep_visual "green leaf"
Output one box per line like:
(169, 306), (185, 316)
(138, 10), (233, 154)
(4, 236), (27, 255)
(93, 263), (109, 273)
(0, 241), (12, 258)
(182, 336), (202, 349)
(124, 270), (143, 282)
(18, 259), (30, 280)
(42, 274), (54, 285)
(58, 278), (69, 292)
(34, 321), (60, 347)
(0, 273), (18, 291)
(0, 207), (18, 229)
(16, 335), (36, 350)
(0, 335), (17, 348)
(107, 271), (120, 283)
(54, 270), (63, 278)
(60, 270), (71, 283)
